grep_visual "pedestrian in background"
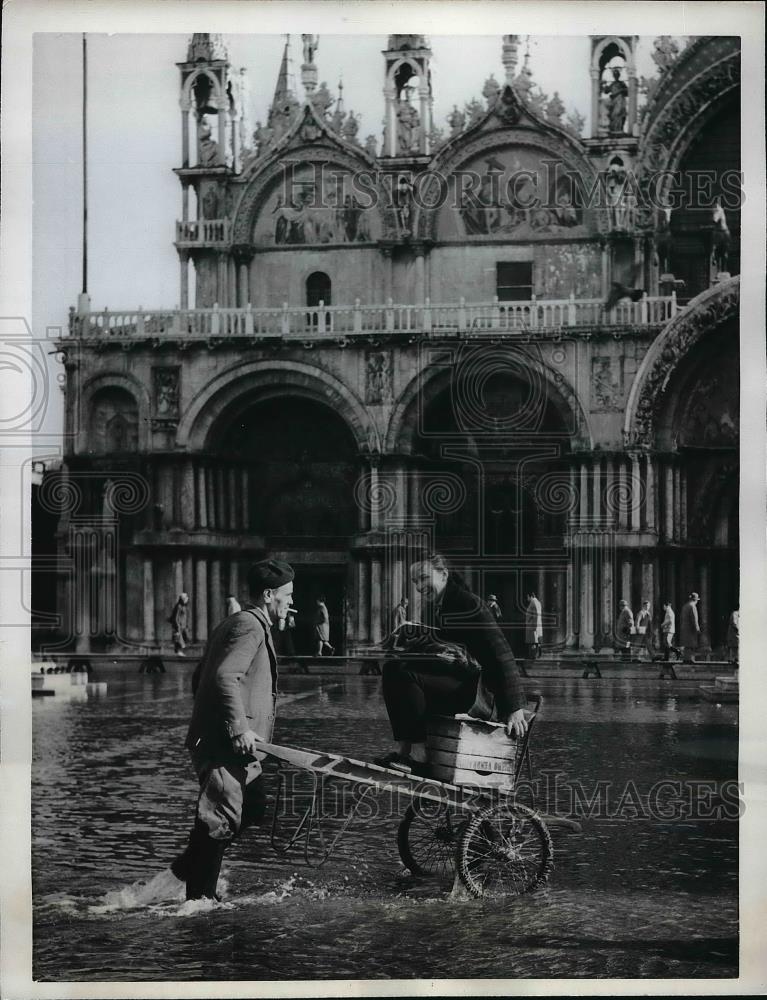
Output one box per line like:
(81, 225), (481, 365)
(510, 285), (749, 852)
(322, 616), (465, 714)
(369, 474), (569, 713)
(636, 600), (653, 658)
(525, 591), (542, 659)
(315, 595), (335, 656)
(661, 601), (677, 661)
(169, 592), (190, 656)
(393, 596), (409, 631)
(615, 599), (634, 658)
(486, 594), (502, 622)
(726, 607), (739, 664)
(679, 592), (701, 663)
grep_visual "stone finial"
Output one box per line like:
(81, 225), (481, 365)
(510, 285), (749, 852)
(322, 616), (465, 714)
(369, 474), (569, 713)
(187, 34), (228, 63)
(502, 34), (519, 83)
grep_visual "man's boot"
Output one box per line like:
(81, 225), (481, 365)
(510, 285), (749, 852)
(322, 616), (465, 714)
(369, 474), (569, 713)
(172, 821), (227, 900)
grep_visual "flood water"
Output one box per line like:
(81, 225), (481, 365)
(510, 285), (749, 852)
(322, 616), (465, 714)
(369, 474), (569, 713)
(32, 667), (738, 982)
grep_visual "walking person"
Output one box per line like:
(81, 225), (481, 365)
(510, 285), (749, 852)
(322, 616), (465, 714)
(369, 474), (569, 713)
(392, 596), (409, 631)
(615, 599), (634, 658)
(377, 552), (528, 774)
(524, 591), (542, 659)
(726, 607), (739, 664)
(314, 595), (335, 656)
(661, 601), (678, 661)
(170, 558), (295, 900)
(679, 592), (701, 663)
(636, 600), (654, 659)
(169, 592), (191, 656)
(486, 594), (502, 622)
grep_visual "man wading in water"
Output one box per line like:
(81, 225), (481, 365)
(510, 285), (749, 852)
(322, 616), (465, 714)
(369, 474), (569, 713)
(170, 558), (295, 900)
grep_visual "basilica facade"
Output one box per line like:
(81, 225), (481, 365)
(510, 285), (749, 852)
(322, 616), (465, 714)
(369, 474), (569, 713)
(45, 32), (740, 657)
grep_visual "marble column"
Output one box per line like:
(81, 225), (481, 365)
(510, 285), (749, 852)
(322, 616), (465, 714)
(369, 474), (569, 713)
(180, 460), (195, 530)
(196, 463), (208, 529)
(641, 559), (655, 608)
(369, 464), (380, 532)
(621, 556), (632, 606)
(239, 264), (249, 307)
(645, 456), (656, 532)
(673, 465), (682, 544)
(240, 468), (250, 530)
(210, 559), (222, 626)
(579, 461), (589, 527)
(630, 454), (641, 532)
(180, 254), (189, 311)
(228, 468), (237, 530)
(228, 561), (239, 603)
(664, 462), (674, 543)
(206, 464), (216, 531)
(566, 554), (575, 646)
(195, 558), (208, 642)
(173, 558), (184, 597)
(357, 556), (370, 642)
(699, 561), (710, 646)
(183, 555), (193, 603)
(143, 557), (155, 643)
(580, 554), (594, 649)
(680, 470), (688, 543)
(618, 459), (628, 530)
(605, 458), (615, 527)
(216, 468), (226, 532)
(601, 542), (613, 648)
(592, 457), (601, 525)
(370, 555), (382, 643)
(414, 250), (426, 305)
(568, 465), (577, 534)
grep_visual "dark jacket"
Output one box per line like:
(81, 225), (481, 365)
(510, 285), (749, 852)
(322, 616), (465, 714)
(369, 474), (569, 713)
(434, 577), (525, 716)
(186, 606), (277, 762)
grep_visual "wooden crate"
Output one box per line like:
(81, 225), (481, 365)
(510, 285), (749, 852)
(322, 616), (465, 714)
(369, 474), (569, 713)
(426, 716), (521, 788)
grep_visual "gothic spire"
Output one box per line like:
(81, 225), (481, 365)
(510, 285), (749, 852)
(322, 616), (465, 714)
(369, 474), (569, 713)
(269, 36), (295, 125)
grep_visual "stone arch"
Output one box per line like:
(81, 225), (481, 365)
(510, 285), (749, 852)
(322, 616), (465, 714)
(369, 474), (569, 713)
(181, 68), (225, 110)
(78, 372), (150, 453)
(624, 276), (739, 447)
(385, 346), (593, 454)
(232, 143), (385, 246)
(635, 37), (740, 216)
(592, 36), (635, 74)
(416, 127), (608, 241)
(177, 359), (374, 452)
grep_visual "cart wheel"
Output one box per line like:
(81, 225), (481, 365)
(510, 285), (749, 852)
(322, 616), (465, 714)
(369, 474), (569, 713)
(457, 801), (553, 898)
(397, 804), (466, 880)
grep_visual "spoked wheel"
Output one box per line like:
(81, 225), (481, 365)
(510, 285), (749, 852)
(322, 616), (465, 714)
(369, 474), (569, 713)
(397, 804), (467, 880)
(457, 801), (553, 898)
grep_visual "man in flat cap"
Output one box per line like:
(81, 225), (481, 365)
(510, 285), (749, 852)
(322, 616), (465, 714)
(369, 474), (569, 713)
(170, 558), (295, 900)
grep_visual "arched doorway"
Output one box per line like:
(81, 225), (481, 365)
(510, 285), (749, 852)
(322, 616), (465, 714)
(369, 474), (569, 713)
(655, 318), (739, 651)
(212, 395), (358, 653)
(412, 352), (574, 656)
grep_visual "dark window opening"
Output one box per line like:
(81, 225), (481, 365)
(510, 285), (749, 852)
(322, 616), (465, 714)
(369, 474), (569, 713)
(496, 262), (533, 302)
(306, 272), (331, 307)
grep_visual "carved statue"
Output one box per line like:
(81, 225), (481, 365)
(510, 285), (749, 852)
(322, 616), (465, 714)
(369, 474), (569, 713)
(651, 36), (679, 72)
(711, 199), (731, 273)
(465, 98), (485, 126)
(606, 67), (628, 133)
(565, 108), (585, 138)
(342, 110), (360, 143)
(482, 74), (501, 109)
(302, 34), (319, 66)
(197, 117), (219, 166)
(447, 104), (465, 136)
(201, 187), (219, 220)
(656, 206), (673, 274)
(396, 91), (420, 153)
(545, 91), (565, 126)
(310, 81), (333, 118)
(364, 134), (378, 157)
(252, 120), (273, 157)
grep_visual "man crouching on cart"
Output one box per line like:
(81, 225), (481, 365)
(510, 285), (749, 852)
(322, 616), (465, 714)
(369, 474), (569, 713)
(170, 558), (295, 900)
(376, 552), (528, 776)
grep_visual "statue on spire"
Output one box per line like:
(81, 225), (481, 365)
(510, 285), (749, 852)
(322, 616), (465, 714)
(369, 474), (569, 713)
(302, 34), (319, 65)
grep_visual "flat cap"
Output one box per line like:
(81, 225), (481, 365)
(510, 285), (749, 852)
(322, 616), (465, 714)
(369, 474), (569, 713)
(247, 558), (295, 594)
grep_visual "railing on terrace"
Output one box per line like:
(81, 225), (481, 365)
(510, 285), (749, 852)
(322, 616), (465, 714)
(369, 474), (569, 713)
(175, 219), (231, 246)
(67, 293), (677, 340)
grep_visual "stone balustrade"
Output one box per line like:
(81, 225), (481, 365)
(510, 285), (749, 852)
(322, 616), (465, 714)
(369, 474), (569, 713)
(66, 292), (677, 341)
(175, 219), (231, 246)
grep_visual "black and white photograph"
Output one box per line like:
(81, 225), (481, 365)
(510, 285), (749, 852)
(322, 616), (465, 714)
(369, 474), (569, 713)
(1, 1), (765, 995)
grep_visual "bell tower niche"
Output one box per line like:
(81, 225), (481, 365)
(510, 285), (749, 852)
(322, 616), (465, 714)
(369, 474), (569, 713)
(590, 36), (638, 138)
(382, 35), (433, 157)
(176, 34), (246, 310)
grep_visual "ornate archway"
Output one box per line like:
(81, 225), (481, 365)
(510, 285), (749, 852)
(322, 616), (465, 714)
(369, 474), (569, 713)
(624, 276), (739, 447)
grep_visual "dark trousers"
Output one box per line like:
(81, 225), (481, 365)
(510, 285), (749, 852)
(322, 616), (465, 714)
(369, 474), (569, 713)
(382, 657), (478, 742)
(172, 754), (268, 900)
